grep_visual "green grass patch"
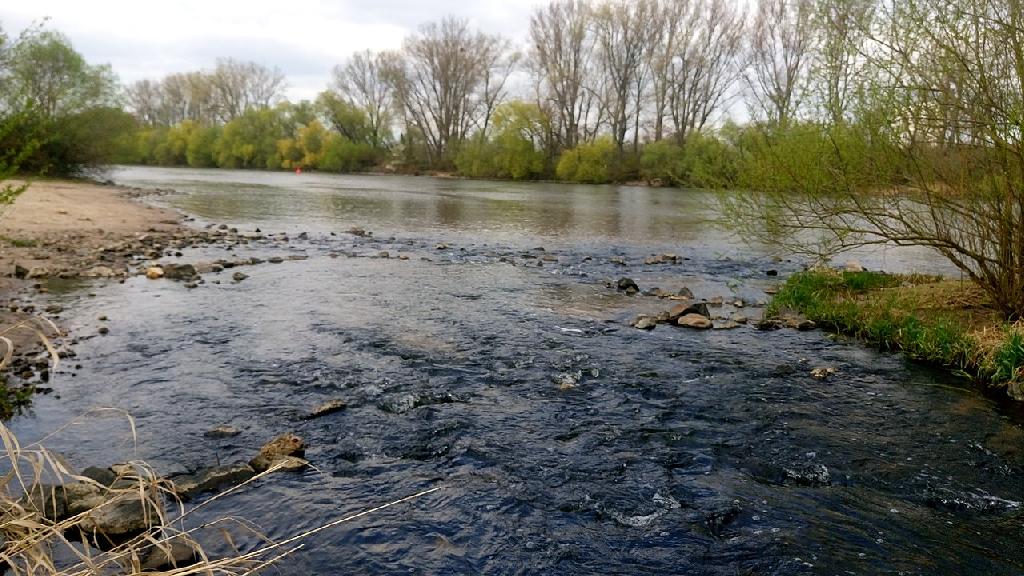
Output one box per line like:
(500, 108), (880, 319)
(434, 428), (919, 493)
(0, 374), (34, 420)
(770, 270), (1024, 394)
(0, 235), (37, 248)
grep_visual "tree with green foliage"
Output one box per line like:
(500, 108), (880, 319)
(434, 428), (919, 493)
(214, 108), (289, 169)
(455, 102), (551, 180)
(726, 0), (1024, 320)
(555, 137), (617, 183)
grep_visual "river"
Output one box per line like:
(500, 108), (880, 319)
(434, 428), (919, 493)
(11, 166), (1024, 574)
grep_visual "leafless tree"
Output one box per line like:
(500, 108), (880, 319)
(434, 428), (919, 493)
(528, 0), (597, 149)
(386, 17), (514, 166)
(745, 0), (815, 126)
(124, 79), (163, 125)
(664, 0), (746, 144)
(160, 72), (215, 125)
(330, 50), (393, 148)
(207, 58), (287, 123)
(591, 0), (657, 151)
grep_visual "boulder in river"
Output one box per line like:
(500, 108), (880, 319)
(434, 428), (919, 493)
(677, 314), (713, 330)
(138, 535), (199, 571)
(145, 266), (164, 279)
(14, 264), (29, 279)
(162, 263), (197, 281)
(171, 463), (256, 501)
(668, 302), (709, 320)
(232, 271), (248, 282)
(616, 277), (639, 295)
(249, 433), (306, 473)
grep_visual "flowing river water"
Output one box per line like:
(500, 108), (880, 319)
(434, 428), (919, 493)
(10, 166), (1024, 574)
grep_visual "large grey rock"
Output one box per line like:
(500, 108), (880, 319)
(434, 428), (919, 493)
(139, 536), (199, 571)
(78, 493), (160, 538)
(616, 277), (640, 295)
(171, 463), (256, 501)
(162, 263), (197, 281)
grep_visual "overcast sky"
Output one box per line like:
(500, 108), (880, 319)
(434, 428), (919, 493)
(0, 0), (540, 101)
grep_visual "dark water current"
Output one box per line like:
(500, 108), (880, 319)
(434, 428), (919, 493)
(10, 167), (1024, 575)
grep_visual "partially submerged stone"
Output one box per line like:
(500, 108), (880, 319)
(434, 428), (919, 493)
(249, 433), (306, 473)
(171, 463), (256, 501)
(810, 366), (838, 380)
(162, 263), (197, 281)
(145, 266), (164, 279)
(204, 425), (241, 438)
(669, 302), (709, 320)
(306, 399), (348, 419)
(632, 315), (659, 330)
(677, 313), (713, 330)
(616, 277), (639, 295)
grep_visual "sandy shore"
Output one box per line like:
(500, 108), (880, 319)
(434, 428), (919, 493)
(1, 179), (187, 361)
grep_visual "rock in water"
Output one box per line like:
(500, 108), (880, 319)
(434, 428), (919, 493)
(162, 263), (197, 281)
(554, 371), (582, 390)
(631, 315), (659, 330)
(676, 287), (695, 300)
(14, 264), (28, 279)
(204, 425), (241, 438)
(668, 302), (710, 320)
(617, 277), (639, 295)
(677, 314), (713, 330)
(249, 433), (306, 473)
(810, 366), (838, 380)
(232, 271), (248, 282)
(306, 399), (347, 419)
(145, 267), (164, 279)
(78, 492), (161, 539)
(171, 463), (256, 501)
(139, 536), (199, 571)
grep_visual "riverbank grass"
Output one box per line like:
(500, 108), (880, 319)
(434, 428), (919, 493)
(769, 270), (1024, 396)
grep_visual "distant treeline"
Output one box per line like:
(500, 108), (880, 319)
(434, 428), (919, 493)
(0, 0), (955, 191)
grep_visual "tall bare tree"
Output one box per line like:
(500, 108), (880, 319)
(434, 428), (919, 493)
(745, 0), (815, 126)
(665, 0), (746, 144)
(528, 0), (596, 150)
(386, 17), (514, 166)
(207, 58), (286, 123)
(591, 0), (656, 151)
(329, 50), (393, 148)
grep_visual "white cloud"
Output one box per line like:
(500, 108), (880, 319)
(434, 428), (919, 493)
(1, 0), (538, 101)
